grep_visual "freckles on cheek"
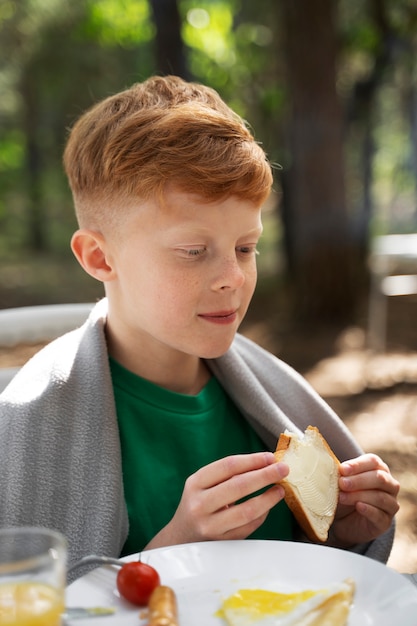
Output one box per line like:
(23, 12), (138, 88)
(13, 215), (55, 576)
(158, 276), (200, 319)
(154, 276), (183, 308)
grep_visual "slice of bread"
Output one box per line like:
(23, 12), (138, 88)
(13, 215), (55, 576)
(274, 425), (340, 542)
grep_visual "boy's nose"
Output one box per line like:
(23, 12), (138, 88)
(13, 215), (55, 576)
(212, 256), (246, 291)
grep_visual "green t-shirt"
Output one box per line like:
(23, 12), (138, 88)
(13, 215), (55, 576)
(109, 358), (293, 555)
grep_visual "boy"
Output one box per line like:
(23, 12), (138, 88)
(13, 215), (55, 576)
(0, 76), (399, 573)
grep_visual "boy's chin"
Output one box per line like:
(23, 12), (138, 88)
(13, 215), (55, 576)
(199, 339), (235, 360)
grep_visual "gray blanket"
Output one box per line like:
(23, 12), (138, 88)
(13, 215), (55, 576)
(0, 299), (395, 572)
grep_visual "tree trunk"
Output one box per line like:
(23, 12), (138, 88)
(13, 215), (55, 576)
(280, 0), (357, 322)
(149, 0), (190, 79)
(347, 0), (393, 253)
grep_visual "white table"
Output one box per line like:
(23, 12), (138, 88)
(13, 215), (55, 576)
(368, 234), (417, 351)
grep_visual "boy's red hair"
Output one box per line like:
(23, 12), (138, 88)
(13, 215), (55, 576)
(63, 75), (273, 227)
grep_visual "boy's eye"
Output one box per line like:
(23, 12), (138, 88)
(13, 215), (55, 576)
(177, 247), (207, 258)
(238, 245), (259, 256)
(176, 244), (259, 258)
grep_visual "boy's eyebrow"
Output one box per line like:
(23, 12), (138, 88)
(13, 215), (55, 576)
(165, 226), (264, 240)
(161, 221), (263, 235)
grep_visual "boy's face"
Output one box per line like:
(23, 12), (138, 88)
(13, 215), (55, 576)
(103, 187), (263, 363)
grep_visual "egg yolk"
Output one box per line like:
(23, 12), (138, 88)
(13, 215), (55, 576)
(218, 588), (318, 618)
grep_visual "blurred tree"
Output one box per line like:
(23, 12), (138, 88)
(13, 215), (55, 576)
(341, 0), (417, 235)
(343, 0), (400, 248)
(149, 0), (190, 77)
(279, 0), (356, 321)
(0, 0), (155, 253)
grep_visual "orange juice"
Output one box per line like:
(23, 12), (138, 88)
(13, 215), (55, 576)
(0, 581), (64, 626)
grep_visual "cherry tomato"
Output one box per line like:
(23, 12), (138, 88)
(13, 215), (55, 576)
(116, 561), (161, 606)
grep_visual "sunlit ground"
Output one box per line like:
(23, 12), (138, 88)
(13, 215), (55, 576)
(305, 338), (417, 573)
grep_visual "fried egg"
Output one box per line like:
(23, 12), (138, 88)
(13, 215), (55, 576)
(217, 579), (355, 626)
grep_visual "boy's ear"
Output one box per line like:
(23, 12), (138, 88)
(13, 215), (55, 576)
(71, 229), (116, 282)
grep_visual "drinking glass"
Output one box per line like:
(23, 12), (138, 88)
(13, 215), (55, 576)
(0, 526), (67, 625)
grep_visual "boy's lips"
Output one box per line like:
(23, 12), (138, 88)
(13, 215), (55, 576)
(198, 310), (238, 325)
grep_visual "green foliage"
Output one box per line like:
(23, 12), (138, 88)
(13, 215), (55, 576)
(182, 1), (235, 64)
(85, 0), (154, 46)
(0, 131), (24, 172)
(181, 0), (239, 93)
(0, 0), (158, 255)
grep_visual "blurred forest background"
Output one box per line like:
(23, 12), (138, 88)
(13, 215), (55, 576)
(1, 0), (417, 572)
(1, 0), (417, 318)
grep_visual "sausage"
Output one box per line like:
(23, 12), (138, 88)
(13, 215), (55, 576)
(147, 585), (179, 626)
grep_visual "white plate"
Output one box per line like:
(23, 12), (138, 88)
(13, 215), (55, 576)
(66, 540), (417, 625)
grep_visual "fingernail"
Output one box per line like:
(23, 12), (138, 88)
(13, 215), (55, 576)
(341, 462), (353, 475)
(276, 462), (289, 475)
(340, 477), (351, 489)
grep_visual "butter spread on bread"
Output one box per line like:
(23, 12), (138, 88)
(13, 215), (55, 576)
(274, 425), (340, 542)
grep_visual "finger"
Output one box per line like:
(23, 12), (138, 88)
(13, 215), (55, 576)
(191, 452), (288, 490)
(354, 501), (396, 535)
(339, 469), (400, 497)
(340, 453), (389, 476)
(339, 488), (400, 517)
(219, 511), (269, 541)
(207, 462), (288, 512)
(216, 485), (285, 536)
(333, 501), (394, 544)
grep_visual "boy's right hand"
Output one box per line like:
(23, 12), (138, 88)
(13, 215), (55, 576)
(145, 452), (288, 550)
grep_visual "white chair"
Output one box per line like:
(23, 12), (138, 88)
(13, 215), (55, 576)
(367, 234), (417, 351)
(0, 302), (95, 392)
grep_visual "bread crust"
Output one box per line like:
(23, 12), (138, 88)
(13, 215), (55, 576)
(274, 426), (340, 543)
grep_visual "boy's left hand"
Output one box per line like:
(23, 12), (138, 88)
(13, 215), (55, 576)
(330, 453), (400, 547)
